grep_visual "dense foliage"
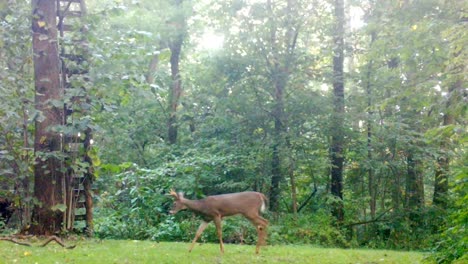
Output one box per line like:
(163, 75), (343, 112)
(0, 0), (466, 262)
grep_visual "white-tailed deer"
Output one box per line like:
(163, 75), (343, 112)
(168, 189), (268, 254)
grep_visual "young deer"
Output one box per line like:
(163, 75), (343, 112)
(168, 189), (268, 254)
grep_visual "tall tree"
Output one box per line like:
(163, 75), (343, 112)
(30, 0), (64, 235)
(433, 1), (465, 207)
(267, 0), (288, 212)
(262, 0), (300, 212)
(365, 32), (377, 219)
(330, 0), (345, 222)
(167, 0), (187, 144)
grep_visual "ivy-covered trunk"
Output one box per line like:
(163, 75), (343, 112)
(29, 0), (64, 235)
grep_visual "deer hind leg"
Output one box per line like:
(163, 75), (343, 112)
(213, 216), (225, 253)
(248, 216), (269, 254)
(189, 221), (210, 252)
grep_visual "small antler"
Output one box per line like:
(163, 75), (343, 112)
(169, 189), (179, 199)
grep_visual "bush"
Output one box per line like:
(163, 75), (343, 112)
(268, 211), (349, 247)
(428, 166), (467, 264)
(94, 163), (173, 240)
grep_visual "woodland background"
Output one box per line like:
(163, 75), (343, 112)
(0, 0), (466, 263)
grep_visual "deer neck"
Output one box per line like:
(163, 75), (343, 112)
(183, 199), (209, 215)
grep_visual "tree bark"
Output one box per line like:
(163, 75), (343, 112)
(30, 0), (65, 235)
(330, 0), (345, 223)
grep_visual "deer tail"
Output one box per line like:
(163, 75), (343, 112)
(260, 193), (268, 213)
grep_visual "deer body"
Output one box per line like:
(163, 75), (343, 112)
(169, 190), (268, 254)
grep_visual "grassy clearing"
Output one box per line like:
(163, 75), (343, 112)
(0, 239), (426, 264)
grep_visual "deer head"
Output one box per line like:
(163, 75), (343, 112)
(168, 189), (187, 214)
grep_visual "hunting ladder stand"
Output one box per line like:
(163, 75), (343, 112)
(56, 0), (94, 235)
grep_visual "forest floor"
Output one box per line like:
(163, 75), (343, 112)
(0, 239), (428, 264)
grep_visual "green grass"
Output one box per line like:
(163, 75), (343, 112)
(0, 239), (427, 264)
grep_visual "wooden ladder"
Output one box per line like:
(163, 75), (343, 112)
(56, 0), (93, 234)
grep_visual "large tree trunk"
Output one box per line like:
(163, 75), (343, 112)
(30, 0), (64, 235)
(330, 0), (345, 223)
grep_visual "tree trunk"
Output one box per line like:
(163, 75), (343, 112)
(330, 0), (345, 223)
(30, 0), (64, 235)
(146, 54), (159, 84)
(167, 0), (185, 145)
(365, 32), (377, 219)
(289, 158), (298, 215)
(83, 128), (94, 236)
(168, 40), (182, 144)
(405, 151), (424, 222)
(269, 73), (285, 212)
(433, 76), (460, 207)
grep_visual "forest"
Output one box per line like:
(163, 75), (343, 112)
(0, 0), (466, 263)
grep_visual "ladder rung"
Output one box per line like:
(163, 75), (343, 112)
(58, 24), (75, 32)
(75, 202), (86, 208)
(74, 214), (86, 221)
(67, 69), (89, 75)
(58, 10), (82, 17)
(64, 134), (85, 143)
(61, 54), (84, 62)
(74, 187), (85, 193)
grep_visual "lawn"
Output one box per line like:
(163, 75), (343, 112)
(0, 239), (427, 264)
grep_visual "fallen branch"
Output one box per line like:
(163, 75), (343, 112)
(297, 184), (318, 213)
(0, 235), (76, 249)
(0, 237), (32, 247)
(345, 207), (393, 227)
(41, 236), (76, 249)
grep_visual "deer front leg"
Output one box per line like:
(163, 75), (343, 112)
(189, 221), (209, 252)
(213, 216), (224, 253)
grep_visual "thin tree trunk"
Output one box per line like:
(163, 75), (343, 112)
(269, 72), (285, 212)
(167, 1), (185, 145)
(30, 0), (64, 235)
(20, 102), (32, 226)
(168, 40), (182, 144)
(146, 54), (159, 84)
(330, 0), (345, 223)
(289, 159), (298, 215)
(365, 32), (376, 219)
(433, 79), (460, 207)
(406, 151), (424, 223)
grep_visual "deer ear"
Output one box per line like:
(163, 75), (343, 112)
(178, 192), (184, 199)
